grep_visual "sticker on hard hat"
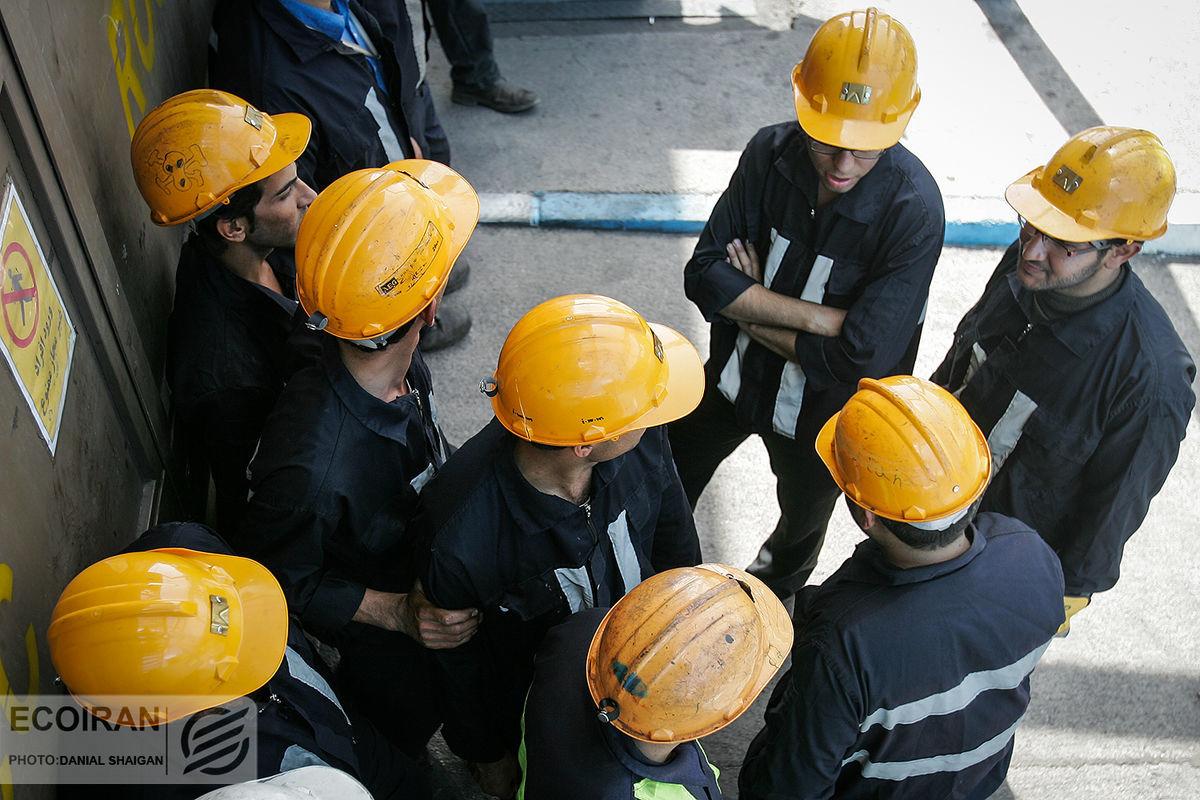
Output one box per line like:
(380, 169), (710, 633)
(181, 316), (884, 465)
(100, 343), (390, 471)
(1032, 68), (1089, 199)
(1052, 165), (1083, 194)
(152, 145), (208, 195)
(243, 105), (265, 130)
(209, 595), (231, 636)
(611, 661), (649, 698)
(375, 221), (443, 296)
(840, 82), (873, 104)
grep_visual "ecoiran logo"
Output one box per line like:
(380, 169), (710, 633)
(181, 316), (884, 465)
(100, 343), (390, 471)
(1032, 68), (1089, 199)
(1, 696), (258, 785)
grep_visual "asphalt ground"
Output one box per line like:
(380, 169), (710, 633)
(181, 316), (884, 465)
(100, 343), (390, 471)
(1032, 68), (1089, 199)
(416, 0), (1200, 796)
(424, 229), (1200, 799)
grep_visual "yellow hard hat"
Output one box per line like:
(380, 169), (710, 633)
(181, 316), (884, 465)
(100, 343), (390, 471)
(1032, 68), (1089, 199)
(815, 376), (991, 526)
(1006, 126), (1176, 242)
(485, 294), (704, 445)
(586, 564), (792, 743)
(47, 548), (288, 725)
(130, 89), (311, 226)
(296, 159), (479, 345)
(792, 7), (920, 150)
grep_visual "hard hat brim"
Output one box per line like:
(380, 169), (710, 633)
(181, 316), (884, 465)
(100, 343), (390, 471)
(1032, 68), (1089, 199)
(248, 112), (312, 187)
(152, 548), (289, 702)
(814, 409), (841, 487)
(627, 322), (705, 432)
(385, 159), (480, 268)
(1005, 169), (1162, 242)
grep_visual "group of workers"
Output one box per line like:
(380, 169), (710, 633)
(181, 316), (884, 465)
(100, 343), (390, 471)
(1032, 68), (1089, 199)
(43, 5), (1194, 800)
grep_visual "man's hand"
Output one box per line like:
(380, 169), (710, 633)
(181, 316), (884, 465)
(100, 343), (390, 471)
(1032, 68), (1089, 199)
(727, 238), (763, 283)
(353, 584), (479, 648)
(398, 581), (479, 649)
(1055, 595), (1091, 637)
(470, 753), (522, 799)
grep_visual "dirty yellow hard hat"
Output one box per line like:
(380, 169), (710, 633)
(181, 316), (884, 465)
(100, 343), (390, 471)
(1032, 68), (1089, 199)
(792, 7), (920, 151)
(484, 294), (704, 446)
(130, 88), (311, 226)
(1006, 126), (1176, 242)
(47, 548), (288, 725)
(586, 564), (792, 743)
(296, 159), (479, 346)
(816, 376), (991, 527)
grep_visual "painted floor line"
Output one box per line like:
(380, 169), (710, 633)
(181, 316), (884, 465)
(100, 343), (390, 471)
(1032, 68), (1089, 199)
(478, 191), (1200, 255)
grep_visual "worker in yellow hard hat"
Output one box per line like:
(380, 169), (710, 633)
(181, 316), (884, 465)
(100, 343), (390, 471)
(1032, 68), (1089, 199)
(519, 563), (791, 798)
(671, 8), (946, 603)
(48, 522), (433, 799)
(236, 160), (481, 763)
(932, 126), (1195, 636)
(210, 0), (474, 353)
(413, 294), (706, 798)
(741, 376), (1064, 800)
(130, 89), (318, 534)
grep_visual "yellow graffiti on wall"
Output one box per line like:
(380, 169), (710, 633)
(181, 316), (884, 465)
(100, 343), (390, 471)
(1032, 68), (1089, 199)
(0, 564), (40, 800)
(107, 0), (166, 138)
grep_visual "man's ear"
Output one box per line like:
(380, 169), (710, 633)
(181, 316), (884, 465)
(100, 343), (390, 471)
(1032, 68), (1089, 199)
(572, 443), (595, 459)
(844, 495), (873, 532)
(215, 215), (249, 244)
(418, 295), (441, 327)
(1103, 240), (1142, 269)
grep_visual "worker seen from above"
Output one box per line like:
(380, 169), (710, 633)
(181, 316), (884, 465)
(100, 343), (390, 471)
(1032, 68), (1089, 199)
(670, 7), (946, 602)
(236, 160), (481, 762)
(931, 126), (1195, 635)
(520, 563), (792, 799)
(740, 376), (1065, 799)
(130, 89), (320, 534)
(413, 293), (706, 798)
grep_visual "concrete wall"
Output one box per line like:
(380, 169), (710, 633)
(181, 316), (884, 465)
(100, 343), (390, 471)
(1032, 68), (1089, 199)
(0, 3), (215, 796)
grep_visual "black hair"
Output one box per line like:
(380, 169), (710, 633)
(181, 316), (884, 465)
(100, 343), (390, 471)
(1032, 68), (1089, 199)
(193, 181), (264, 257)
(346, 314), (421, 352)
(524, 438), (570, 451)
(877, 499), (979, 550)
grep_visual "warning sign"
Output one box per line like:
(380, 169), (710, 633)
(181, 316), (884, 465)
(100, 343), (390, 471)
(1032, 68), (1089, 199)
(0, 180), (76, 453)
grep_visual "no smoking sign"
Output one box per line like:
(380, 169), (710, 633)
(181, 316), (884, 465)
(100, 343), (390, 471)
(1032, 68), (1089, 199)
(0, 180), (76, 452)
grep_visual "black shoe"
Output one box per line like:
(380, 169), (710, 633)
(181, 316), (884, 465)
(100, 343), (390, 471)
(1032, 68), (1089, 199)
(446, 258), (470, 294)
(451, 79), (539, 113)
(419, 305), (471, 352)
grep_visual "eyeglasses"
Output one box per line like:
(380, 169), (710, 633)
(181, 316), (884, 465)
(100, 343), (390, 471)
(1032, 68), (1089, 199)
(808, 140), (885, 160)
(1017, 215), (1105, 259)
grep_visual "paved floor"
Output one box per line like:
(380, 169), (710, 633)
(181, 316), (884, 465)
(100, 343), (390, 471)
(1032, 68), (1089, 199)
(425, 229), (1200, 799)
(418, 1), (1200, 796)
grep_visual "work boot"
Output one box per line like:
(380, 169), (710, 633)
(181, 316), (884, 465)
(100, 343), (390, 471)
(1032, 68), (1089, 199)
(446, 258), (470, 294)
(451, 79), (539, 114)
(419, 305), (472, 352)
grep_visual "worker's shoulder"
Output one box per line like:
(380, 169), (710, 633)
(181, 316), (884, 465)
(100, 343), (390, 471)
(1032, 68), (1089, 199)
(420, 419), (510, 528)
(1126, 270), (1193, 359)
(1106, 270), (1195, 408)
(739, 119), (805, 161)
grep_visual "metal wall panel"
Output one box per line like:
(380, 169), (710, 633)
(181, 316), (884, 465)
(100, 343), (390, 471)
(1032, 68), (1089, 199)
(0, 3), (217, 796)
